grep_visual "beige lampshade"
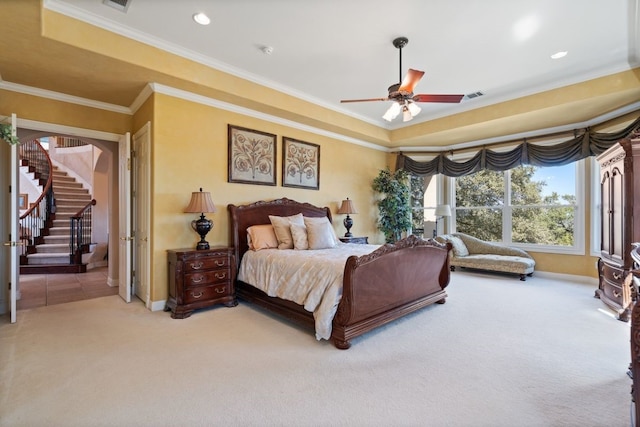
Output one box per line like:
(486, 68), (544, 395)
(337, 198), (358, 215)
(184, 188), (216, 213)
(435, 204), (451, 217)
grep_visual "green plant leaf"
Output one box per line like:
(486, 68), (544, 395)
(0, 123), (20, 145)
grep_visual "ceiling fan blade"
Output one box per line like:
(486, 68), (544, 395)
(340, 97), (389, 103)
(413, 94), (465, 103)
(398, 69), (425, 94)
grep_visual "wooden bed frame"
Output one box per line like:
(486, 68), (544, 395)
(227, 198), (452, 349)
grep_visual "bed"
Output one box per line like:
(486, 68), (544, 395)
(228, 198), (452, 349)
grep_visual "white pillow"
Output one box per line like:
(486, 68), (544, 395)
(290, 223), (309, 250)
(269, 213), (304, 249)
(246, 224), (279, 251)
(303, 216), (338, 249)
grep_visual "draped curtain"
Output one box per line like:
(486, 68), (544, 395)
(396, 116), (640, 177)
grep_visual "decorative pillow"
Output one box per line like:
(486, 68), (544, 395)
(448, 235), (469, 257)
(247, 224), (279, 251)
(290, 223), (309, 250)
(269, 213), (304, 249)
(304, 216), (338, 249)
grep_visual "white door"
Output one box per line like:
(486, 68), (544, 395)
(4, 114), (19, 323)
(132, 123), (150, 306)
(118, 132), (132, 303)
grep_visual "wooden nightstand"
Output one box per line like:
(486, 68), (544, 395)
(166, 247), (237, 319)
(339, 236), (369, 244)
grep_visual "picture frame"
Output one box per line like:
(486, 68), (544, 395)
(282, 137), (320, 190)
(228, 125), (277, 186)
(18, 194), (27, 209)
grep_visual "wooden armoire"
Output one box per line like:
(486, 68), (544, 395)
(596, 136), (640, 321)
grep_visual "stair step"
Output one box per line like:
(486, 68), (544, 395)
(56, 192), (90, 198)
(56, 202), (92, 210)
(35, 243), (70, 253)
(26, 253), (70, 264)
(20, 264), (87, 274)
(43, 235), (71, 244)
(49, 227), (71, 235)
(54, 184), (84, 191)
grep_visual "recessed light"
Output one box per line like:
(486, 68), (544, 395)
(193, 12), (210, 26)
(551, 51), (568, 59)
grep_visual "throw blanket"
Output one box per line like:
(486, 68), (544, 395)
(238, 243), (379, 340)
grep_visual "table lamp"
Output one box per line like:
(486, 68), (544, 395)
(337, 198), (358, 237)
(184, 188), (216, 250)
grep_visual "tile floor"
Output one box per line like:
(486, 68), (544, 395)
(17, 266), (118, 310)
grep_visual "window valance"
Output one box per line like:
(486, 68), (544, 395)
(396, 116), (640, 177)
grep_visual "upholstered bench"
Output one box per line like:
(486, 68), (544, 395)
(436, 233), (535, 281)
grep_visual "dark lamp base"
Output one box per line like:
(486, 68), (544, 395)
(343, 215), (354, 238)
(196, 241), (210, 250)
(191, 214), (213, 251)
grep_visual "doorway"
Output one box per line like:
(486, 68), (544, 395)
(4, 119), (151, 317)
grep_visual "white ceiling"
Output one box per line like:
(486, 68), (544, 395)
(47, 0), (639, 130)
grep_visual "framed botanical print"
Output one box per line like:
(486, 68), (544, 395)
(228, 125), (277, 186)
(282, 137), (320, 190)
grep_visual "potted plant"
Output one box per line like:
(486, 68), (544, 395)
(0, 123), (19, 145)
(372, 168), (411, 243)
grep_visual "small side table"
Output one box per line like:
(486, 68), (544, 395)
(339, 236), (369, 244)
(166, 247), (237, 319)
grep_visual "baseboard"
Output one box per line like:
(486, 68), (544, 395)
(534, 270), (598, 286)
(149, 300), (167, 312)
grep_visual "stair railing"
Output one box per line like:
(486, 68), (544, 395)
(18, 139), (55, 261)
(70, 199), (96, 264)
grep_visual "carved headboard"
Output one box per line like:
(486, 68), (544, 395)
(227, 198), (332, 269)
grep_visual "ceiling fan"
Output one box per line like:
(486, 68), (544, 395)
(340, 37), (464, 122)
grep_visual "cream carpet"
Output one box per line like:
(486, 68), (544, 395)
(0, 271), (632, 427)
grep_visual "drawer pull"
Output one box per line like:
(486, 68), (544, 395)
(613, 290), (621, 298)
(214, 272), (227, 280)
(191, 291), (203, 299)
(192, 275), (204, 283)
(215, 260), (225, 266)
(613, 272), (622, 280)
(190, 261), (204, 270)
(215, 287), (226, 294)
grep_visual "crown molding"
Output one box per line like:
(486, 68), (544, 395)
(394, 101), (640, 154)
(0, 80), (132, 115)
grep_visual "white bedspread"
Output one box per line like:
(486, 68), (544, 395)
(237, 243), (379, 340)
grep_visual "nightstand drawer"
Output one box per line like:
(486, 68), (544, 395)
(184, 283), (230, 304)
(183, 256), (230, 272)
(185, 269), (231, 287)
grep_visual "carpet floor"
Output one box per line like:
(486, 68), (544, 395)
(0, 270), (632, 427)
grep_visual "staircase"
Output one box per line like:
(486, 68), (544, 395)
(21, 166), (93, 274)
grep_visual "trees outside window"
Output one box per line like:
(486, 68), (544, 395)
(454, 164), (577, 247)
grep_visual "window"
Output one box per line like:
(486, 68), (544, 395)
(453, 162), (583, 252)
(409, 174), (440, 238)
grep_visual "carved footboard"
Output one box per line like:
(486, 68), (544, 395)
(331, 235), (452, 349)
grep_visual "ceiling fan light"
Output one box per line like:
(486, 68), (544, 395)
(383, 102), (401, 121)
(402, 106), (413, 122)
(407, 102), (421, 117)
